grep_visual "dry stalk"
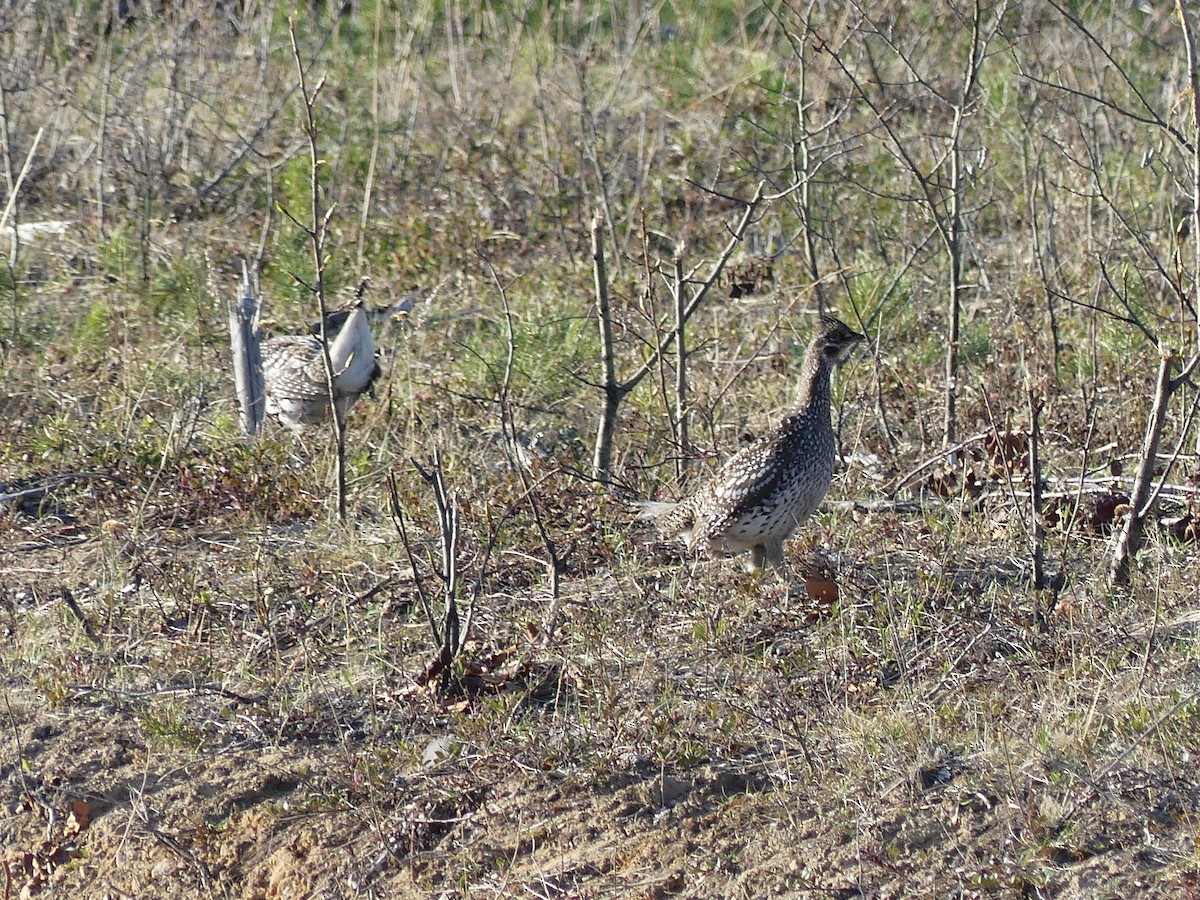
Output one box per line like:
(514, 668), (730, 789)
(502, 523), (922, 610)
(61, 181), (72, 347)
(287, 18), (347, 522)
(387, 456), (520, 694)
(671, 244), (689, 478)
(1177, 0), (1200, 450)
(480, 254), (563, 605)
(356, 0), (384, 272)
(1108, 347), (1200, 584)
(1028, 387), (1046, 595)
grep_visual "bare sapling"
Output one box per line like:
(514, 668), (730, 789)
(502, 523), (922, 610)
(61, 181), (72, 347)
(1108, 346), (1200, 585)
(387, 456), (514, 695)
(590, 181), (783, 482)
(772, 0), (853, 317)
(389, 463), (469, 696)
(286, 18), (348, 523)
(818, 1), (1004, 447)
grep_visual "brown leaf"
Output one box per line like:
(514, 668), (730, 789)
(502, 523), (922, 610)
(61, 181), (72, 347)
(984, 431), (1030, 477)
(805, 577), (838, 605)
(64, 799), (90, 836)
(925, 465), (958, 498)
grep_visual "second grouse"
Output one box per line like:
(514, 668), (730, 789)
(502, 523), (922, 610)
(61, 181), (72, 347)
(640, 314), (864, 576)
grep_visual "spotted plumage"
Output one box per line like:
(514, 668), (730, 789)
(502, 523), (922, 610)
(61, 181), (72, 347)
(640, 314), (864, 575)
(262, 299), (381, 430)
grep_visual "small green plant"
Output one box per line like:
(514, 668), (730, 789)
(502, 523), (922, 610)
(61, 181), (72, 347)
(73, 299), (112, 356)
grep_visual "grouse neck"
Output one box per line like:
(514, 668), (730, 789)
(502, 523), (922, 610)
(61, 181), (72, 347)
(795, 343), (833, 413)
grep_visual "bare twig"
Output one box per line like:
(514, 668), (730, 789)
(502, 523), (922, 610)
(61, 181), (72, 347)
(887, 432), (992, 498)
(480, 253), (563, 603)
(1109, 348), (1177, 585)
(589, 182), (768, 481)
(288, 18), (347, 522)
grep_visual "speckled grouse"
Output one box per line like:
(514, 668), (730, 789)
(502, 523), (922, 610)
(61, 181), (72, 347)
(640, 314), (864, 574)
(261, 297), (381, 430)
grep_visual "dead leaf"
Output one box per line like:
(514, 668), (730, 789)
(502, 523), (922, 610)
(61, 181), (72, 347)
(984, 430), (1030, 477)
(805, 577), (838, 605)
(64, 799), (90, 836)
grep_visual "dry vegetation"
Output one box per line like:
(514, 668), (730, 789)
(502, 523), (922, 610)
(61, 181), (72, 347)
(2, 1), (1200, 897)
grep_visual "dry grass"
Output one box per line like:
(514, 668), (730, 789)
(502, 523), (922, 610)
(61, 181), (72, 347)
(2, 2), (1200, 897)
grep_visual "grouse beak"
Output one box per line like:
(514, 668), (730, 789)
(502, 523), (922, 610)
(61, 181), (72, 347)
(831, 330), (865, 364)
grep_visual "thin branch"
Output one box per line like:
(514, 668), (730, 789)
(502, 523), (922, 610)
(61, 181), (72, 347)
(0, 126), (43, 237)
(288, 18), (346, 522)
(479, 251), (563, 600)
